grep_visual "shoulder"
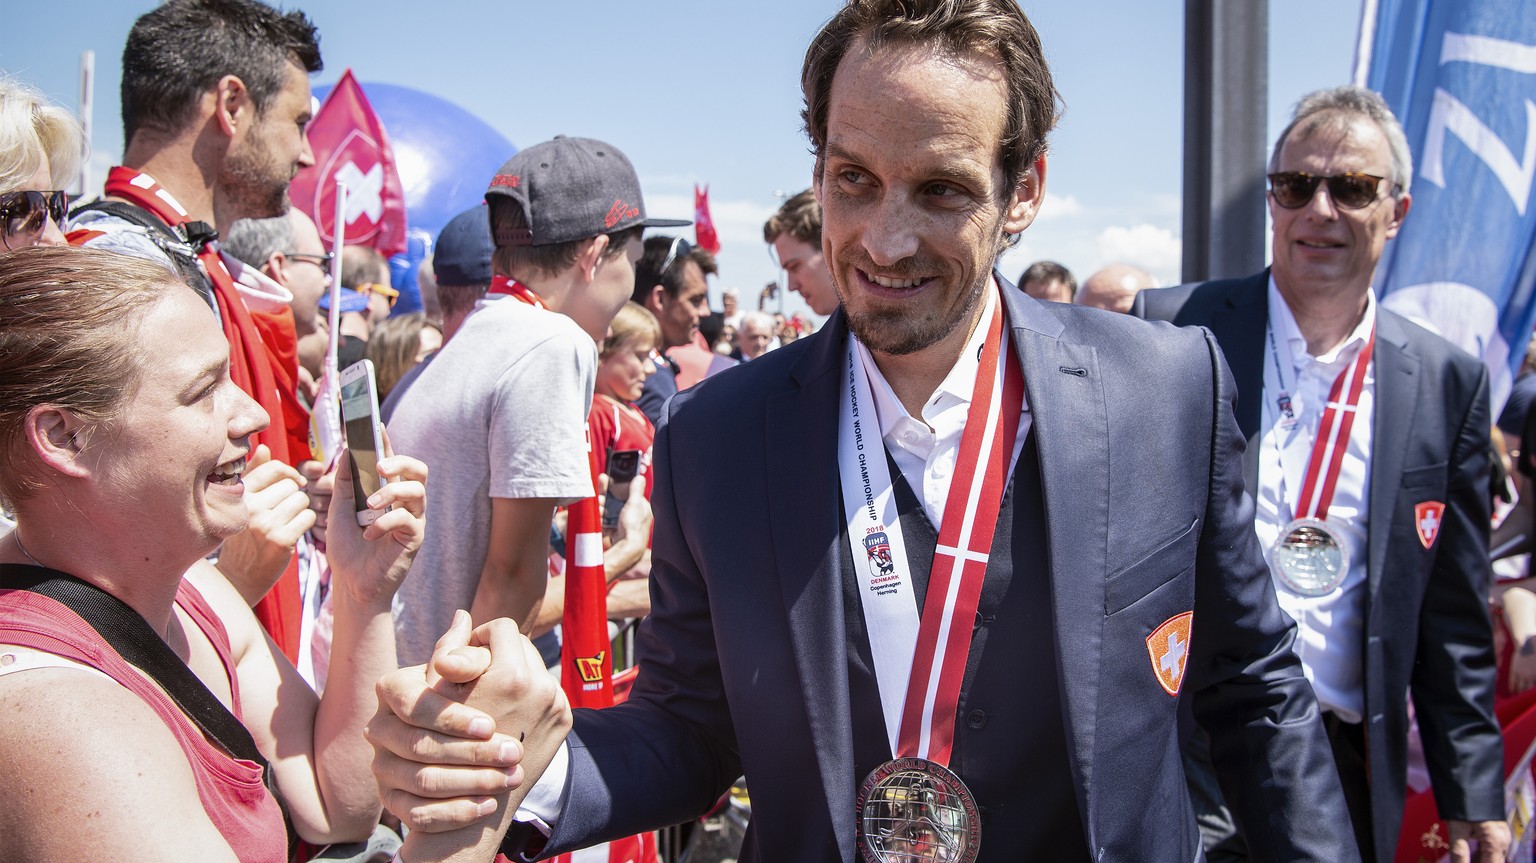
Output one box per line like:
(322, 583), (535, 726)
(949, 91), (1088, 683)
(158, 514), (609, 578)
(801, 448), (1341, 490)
(0, 664), (234, 858)
(71, 210), (181, 271)
(1136, 272), (1265, 325)
(1378, 306), (1489, 400)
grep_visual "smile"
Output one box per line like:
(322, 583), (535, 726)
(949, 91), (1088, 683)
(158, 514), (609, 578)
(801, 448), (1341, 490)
(208, 455), (247, 487)
(860, 269), (931, 292)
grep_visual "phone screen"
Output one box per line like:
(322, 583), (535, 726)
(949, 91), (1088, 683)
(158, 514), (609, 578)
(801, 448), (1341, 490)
(341, 369), (384, 505)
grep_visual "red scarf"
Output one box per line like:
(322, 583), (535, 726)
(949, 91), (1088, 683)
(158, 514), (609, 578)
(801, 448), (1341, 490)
(99, 167), (302, 663)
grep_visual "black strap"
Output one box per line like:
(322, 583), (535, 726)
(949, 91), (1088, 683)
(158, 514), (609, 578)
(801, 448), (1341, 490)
(0, 564), (268, 769)
(68, 200), (217, 310)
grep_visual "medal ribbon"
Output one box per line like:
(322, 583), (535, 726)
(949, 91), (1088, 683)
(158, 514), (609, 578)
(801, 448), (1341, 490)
(488, 274), (548, 309)
(839, 288), (1024, 766)
(1290, 324), (1375, 521)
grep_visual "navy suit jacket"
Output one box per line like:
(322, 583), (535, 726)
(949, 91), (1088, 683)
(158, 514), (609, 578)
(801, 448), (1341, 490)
(524, 278), (1357, 862)
(1134, 271), (1504, 861)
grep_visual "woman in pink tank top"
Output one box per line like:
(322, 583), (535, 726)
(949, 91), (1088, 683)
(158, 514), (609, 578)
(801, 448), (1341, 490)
(0, 247), (441, 861)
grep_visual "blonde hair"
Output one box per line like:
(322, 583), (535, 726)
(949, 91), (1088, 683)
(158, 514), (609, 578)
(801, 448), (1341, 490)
(601, 301), (660, 359)
(0, 79), (83, 193)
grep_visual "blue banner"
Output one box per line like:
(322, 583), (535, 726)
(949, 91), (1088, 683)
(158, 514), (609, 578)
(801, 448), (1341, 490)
(1364, 0), (1536, 411)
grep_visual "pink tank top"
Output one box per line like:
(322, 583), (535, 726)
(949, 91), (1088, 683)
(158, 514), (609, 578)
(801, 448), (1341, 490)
(0, 581), (289, 863)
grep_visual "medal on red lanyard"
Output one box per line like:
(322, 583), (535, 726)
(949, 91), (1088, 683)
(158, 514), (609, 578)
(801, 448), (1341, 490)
(1266, 316), (1375, 597)
(488, 274), (546, 309)
(839, 288), (1024, 863)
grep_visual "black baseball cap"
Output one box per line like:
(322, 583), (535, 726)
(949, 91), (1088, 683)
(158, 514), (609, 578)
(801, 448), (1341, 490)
(434, 205), (495, 285)
(484, 136), (690, 247)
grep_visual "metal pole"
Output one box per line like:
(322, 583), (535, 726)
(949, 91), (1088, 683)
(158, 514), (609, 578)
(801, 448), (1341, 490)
(77, 50), (94, 197)
(1182, 0), (1268, 283)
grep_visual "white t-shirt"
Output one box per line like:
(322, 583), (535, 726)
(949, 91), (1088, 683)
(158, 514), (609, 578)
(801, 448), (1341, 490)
(387, 295), (596, 665)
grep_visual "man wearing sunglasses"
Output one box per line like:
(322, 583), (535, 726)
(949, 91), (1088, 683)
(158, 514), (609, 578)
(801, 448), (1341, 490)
(1137, 86), (1507, 862)
(631, 234), (717, 426)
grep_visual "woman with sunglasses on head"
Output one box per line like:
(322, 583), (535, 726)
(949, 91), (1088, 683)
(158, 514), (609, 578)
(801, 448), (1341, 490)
(0, 78), (79, 249)
(0, 245), (518, 862)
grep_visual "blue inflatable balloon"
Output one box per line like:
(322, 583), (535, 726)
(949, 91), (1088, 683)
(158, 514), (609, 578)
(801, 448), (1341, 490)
(313, 81), (516, 315)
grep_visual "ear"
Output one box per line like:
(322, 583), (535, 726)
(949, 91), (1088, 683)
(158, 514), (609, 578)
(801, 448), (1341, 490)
(265, 251), (287, 285)
(576, 234), (609, 285)
(213, 74), (251, 138)
(24, 406), (93, 481)
(1003, 154), (1047, 235)
(648, 283), (667, 312)
(1385, 191), (1412, 240)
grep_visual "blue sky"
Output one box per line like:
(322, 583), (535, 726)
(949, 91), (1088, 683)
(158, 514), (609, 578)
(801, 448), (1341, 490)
(4, 1), (1361, 317)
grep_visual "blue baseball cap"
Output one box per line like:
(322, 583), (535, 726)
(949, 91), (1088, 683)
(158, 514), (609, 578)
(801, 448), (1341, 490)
(434, 205), (495, 286)
(318, 287), (371, 313)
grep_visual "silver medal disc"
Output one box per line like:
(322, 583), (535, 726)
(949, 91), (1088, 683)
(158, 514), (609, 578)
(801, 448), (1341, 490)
(856, 757), (980, 863)
(1270, 517), (1349, 596)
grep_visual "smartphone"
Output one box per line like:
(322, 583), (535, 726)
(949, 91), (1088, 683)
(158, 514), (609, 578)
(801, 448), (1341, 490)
(340, 359), (389, 526)
(603, 449), (643, 531)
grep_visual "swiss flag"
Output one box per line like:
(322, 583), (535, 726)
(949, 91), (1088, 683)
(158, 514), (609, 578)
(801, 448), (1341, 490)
(289, 69), (408, 255)
(694, 183), (721, 255)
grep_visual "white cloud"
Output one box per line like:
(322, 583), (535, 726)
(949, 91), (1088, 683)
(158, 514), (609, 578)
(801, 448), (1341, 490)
(1095, 224), (1181, 286)
(1033, 192), (1083, 224)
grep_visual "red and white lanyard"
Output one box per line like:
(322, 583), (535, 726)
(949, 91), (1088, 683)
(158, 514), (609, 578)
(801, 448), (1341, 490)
(839, 288), (1024, 765)
(1265, 313), (1375, 523)
(488, 274), (547, 309)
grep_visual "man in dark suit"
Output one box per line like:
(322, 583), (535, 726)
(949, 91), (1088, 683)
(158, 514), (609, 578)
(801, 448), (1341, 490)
(363, 2), (1359, 861)
(1135, 86), (1507, 863)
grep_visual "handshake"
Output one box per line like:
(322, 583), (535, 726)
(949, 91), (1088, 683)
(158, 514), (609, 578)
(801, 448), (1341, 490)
(367, 610), (572, 863)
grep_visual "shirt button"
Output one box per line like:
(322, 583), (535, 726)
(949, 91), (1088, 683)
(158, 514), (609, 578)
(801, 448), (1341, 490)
(966, 709), (988, 729)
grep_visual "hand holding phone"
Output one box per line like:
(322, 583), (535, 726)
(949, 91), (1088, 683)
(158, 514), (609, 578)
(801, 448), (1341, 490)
(603, 449), (643, 532)
(340, 359), (390, 526)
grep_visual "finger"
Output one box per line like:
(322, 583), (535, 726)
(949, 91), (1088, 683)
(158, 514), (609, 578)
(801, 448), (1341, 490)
(1450, 838), (1471, 863)
(434, 645), (494, 682)
(331, 446), (356, 514)
(381, 422), (395, 460)
(376, 454), (427, 485)
(242, 460), (307, 497)
(360, 505), (422, 543)
(367, 479), (426, 518)
(379, 787), (499, 834)
(377, 667), (497, 740)
(427, 610), (474, 688)
(366, 718), (523, 767)
(248, 443), (272, 470)
(371, 746), (521, 797)
(628, 473), (647, 500)
(298, 459), (326, 481)
(597, 472), (610, 496)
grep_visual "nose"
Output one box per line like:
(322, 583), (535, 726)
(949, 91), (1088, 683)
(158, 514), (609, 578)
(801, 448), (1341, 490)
(861, 192), (920, 267)
(38, 214), (67, 246)
(297, 130), (316, 170)
(230, 385), (271, 441)
(1304, 181), (1339, 220)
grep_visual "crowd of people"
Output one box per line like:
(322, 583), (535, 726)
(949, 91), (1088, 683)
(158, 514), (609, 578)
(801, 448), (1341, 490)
(0, 0), (1525, 862)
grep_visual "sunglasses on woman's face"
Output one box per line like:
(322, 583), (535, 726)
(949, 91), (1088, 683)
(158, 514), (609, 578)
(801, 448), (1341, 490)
(0, 190), (68, 249)
(1267, 172), (1388, 211)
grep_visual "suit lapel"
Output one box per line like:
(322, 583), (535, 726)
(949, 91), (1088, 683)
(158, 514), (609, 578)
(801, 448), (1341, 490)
(1003, 284), (1104, 839)
(766, 314), (856, 858)
(1198, 273), (1269, 490)
(1366, 312), (1419, 602)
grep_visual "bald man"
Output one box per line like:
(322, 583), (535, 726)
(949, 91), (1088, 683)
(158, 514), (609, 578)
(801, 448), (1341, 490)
(1076, 264), (1157, 313)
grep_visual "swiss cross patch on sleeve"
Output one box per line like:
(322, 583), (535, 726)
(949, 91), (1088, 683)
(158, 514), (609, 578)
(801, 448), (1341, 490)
(1147, 612), (1193, 696)
(1414, 501), (1445, 549)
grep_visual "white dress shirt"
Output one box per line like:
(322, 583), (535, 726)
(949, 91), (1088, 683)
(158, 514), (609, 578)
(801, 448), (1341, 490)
(1255, 276), (1377, 723)
(856, 284), (1031, 524)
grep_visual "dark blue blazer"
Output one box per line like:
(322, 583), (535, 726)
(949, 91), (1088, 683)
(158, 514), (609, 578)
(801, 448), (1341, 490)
(1134, 271), (1504, 861)
(527, 279), (1358, 862)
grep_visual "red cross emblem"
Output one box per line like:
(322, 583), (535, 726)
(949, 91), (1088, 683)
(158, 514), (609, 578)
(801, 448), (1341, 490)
(1147, 611), (1193, 696)
(1415, 501), (1445, 549)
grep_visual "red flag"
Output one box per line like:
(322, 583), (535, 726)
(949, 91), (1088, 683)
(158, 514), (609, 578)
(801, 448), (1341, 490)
(560, 428), (615, 710)
(694, 183), (721, 255)
(289, 69), (408, 256)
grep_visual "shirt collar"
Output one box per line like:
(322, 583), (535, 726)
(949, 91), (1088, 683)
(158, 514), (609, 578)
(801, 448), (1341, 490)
(1266, 273), (1376, 365)
(853, 277), (1012, 440)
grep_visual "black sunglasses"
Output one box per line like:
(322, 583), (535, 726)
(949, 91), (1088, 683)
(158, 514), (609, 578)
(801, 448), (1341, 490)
(658, 236), (693, 275)
(1267, 172), (1389, 210)
(283, 250), (334, 269)
(0, 190), (68, 249)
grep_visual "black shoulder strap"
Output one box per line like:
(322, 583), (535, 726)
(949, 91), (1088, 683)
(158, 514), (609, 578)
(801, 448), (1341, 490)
(0, 564), (267, 769)
(70, 199), (187, 243)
